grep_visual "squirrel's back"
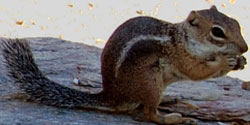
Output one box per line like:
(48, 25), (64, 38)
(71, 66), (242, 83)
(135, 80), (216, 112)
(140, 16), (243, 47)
(101, 16), (175, 87)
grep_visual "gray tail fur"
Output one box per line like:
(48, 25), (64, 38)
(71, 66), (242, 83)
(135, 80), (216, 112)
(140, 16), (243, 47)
(1, 39), (105, 108)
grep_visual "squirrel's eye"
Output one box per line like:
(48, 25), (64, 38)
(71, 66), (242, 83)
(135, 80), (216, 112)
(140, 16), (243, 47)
(211, 26), (225, 38)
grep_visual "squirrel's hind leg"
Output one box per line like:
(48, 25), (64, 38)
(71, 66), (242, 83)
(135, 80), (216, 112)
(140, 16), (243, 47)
(130, 71), (197, 124)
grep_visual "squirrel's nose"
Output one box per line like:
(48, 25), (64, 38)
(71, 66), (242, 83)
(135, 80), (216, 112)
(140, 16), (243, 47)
(240, 42), (248, 53)
(237, 39), (248, 54)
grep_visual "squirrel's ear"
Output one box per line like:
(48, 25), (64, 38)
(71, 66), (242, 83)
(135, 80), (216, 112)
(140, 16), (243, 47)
(210, 5), (218, 11)
(186, 11), (199, 26)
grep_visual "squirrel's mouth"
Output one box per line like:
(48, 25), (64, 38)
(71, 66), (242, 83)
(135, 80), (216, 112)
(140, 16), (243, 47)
(222, 43), (244, 56)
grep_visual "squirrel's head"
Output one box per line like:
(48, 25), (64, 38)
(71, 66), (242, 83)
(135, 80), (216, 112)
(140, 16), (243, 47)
(184, 5), (248, 55)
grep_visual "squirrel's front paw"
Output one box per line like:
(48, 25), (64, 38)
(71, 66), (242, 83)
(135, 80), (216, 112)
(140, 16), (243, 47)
(225, 54), (237, 70)
(225, 55), (247, 70)
(233, 56), (247, 70)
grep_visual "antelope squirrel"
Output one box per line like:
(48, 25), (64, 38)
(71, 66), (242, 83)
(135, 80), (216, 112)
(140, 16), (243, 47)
(1, 6), (248, 124)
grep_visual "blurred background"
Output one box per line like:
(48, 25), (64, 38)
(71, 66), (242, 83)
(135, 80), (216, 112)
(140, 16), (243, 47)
(0, 0), (249, 80)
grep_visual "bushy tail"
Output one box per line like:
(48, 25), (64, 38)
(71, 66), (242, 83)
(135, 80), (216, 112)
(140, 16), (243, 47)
(1, 39), (105, 108)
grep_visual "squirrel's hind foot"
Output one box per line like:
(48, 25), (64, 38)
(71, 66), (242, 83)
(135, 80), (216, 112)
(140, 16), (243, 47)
(132, 106), (197, 125)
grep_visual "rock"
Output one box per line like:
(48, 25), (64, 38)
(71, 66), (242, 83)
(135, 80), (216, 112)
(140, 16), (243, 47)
(0, 37), (249, 124)
(161, 78), (250, 124)
(242, 81), (250, 91)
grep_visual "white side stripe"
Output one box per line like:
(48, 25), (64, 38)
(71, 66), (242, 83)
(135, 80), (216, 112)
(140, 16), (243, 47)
(115, 35), (170, 77)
